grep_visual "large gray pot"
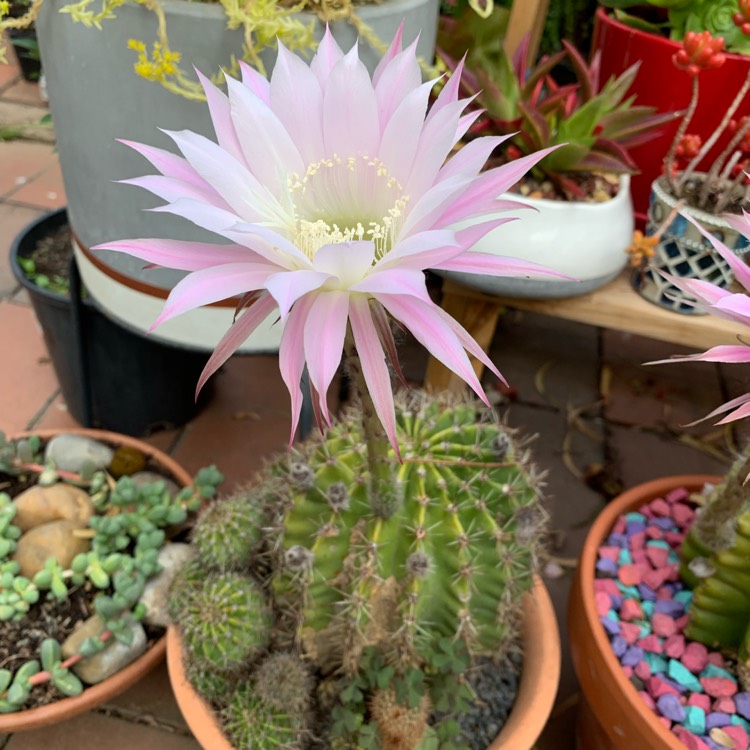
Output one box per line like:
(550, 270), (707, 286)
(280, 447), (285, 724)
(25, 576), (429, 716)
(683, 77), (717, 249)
(35, 0), (439, 351)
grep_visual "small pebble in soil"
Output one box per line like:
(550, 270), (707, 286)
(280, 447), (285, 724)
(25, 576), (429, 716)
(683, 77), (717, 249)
(432, 653), (522, 750)
(595, 491), (750, 748)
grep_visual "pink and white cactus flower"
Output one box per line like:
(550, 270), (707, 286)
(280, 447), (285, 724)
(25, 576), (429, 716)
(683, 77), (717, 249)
(96, 28), (566, 453)
(649, 211), (750, 424)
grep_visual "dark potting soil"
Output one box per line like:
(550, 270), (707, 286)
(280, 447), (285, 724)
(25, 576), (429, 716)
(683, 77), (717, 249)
(24, 223), (73, 291)
(455, 652), (524, 749)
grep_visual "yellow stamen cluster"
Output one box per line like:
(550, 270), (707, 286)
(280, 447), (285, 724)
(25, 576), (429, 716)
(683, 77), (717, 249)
(288, 154), (410, 261)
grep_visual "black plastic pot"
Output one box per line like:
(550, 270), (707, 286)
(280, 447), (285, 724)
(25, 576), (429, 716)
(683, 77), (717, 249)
(10, 209), (213, 435)
(7, 28), (42, 82)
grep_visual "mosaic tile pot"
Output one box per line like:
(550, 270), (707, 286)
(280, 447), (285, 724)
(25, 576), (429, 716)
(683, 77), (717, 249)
(632, 178), (750, 315)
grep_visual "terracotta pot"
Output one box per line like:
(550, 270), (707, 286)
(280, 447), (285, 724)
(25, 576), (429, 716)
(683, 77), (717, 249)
(592, 8), (750, 223)
(167, 575), (560, 749)
(0, 428), (192, 732)
(568, 474), (720, 750)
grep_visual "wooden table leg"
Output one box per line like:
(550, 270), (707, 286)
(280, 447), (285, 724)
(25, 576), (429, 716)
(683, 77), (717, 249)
(424, 280), (504, 394)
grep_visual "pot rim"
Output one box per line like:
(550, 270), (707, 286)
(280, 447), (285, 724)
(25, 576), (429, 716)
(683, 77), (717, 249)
(572, 474), (720, 750)
(0, 427), (192, 732)
(500, 174), (631, 212)
(650, 177), (742, 230)
(595, 7), (750, 64)
(167, 574), (560, 750)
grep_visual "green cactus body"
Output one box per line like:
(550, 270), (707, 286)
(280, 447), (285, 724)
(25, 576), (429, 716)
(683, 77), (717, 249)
(686, 510), (750, 649)
(221, 683), (307, 750)
(191, 494), (265, 571)
(273, 396), (545, 664)
(180, 572), (272, 671)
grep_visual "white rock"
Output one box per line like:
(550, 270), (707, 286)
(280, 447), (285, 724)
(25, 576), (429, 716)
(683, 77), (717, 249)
(45, 435), (114, 474)
(139, 543), (195, 626)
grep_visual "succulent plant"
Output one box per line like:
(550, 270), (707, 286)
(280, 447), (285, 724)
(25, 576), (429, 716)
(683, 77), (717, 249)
(439, 36), (677, 199)
(177, 571), (272, 672)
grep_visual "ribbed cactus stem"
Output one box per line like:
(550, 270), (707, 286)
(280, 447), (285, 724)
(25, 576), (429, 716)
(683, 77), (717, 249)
(682, 443), (750, 574)
(344, 334), (398, 520)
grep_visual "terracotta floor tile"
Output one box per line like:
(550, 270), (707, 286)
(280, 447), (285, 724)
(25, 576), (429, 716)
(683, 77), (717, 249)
(0, 141), (58, 198)
(7, 161), (65, 209)
(105, 662), (187, 729)
(171, 355), (291, 493)
(0, 61), (19, 90)
(602, 329), (725, 435)
(0, 203), (42, 297)
(2, 77), (44, 105)
(4, 711), (200, 750)
(0, 301), (59, 432)
(32, 392), (81, 431)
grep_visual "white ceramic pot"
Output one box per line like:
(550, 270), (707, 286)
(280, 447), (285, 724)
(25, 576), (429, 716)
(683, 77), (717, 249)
(438, 175), (634, 299)
(35, 0), (440, 352)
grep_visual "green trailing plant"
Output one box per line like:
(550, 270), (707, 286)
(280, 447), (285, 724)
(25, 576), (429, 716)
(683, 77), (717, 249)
(174, 392), (547, 749)
(599, 0), (750, 54)
(0, 431), (223, 712)
(438, 35), (678, 199)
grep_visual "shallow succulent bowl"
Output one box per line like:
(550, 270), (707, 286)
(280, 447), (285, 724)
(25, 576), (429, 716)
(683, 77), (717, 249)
(568, 475), (720, 750)
(0, 428), (192, 732)
(167, 575), (560, 750)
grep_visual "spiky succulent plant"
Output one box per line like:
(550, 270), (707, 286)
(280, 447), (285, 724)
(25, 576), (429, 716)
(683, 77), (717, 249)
(439, 35), (677, 199)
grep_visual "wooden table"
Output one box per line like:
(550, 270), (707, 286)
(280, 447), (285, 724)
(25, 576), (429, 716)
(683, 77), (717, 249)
(424, 274), (749, 392)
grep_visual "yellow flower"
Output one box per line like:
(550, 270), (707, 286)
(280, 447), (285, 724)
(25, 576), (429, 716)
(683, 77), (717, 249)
(625, 230), (659, 268)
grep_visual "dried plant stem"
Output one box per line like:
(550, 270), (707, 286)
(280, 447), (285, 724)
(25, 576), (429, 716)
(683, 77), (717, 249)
(665, 76), (700, 195)
(716, 159), (750, 213)
(680, 70), (750, 194)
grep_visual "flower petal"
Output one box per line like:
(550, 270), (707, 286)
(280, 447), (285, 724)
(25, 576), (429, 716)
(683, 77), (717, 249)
(195, 69), (246, 165)
(310, 26), (345, 87)
(438, 135), (514, 183)
(119, 174), (231, 209)
(264, 269), (332, 320)
(118, 139), (209, 188)
(349, 295), (400, 457)
(375, 293), (489, 405)
(153, 262), (279, 327)
(374, 39), (422, 125)
(238, 60), (270, 104)
(684, 213), (750, 291)
(91, 238), (271, 271)
(304, 291), (349, 425)
(196, 292), (277, 395)
(647, 345), (750, 366)
(372, 20), (404, 86)
(312, 241), (375, 285)
(350, 267), (431, 300)
(434, 250), (575, 280)
(323, 45), (380, 157)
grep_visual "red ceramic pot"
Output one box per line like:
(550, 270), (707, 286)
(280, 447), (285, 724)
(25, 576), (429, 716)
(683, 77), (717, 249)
(592, 8), (750, 224)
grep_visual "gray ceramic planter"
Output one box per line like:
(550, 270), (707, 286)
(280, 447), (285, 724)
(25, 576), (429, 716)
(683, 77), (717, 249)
(35, 0), (439, 351)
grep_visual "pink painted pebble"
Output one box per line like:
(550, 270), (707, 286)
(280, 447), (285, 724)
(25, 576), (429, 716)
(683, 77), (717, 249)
(643, 568), (669, 590)
(594, 579), (620, 596)
(675, 614), (690, 631)
(652, 612), (678, 637)
(666, 488), (690, 503)
(637, 634), (662, 654)
(619, 564), (642, 586)
(682, 642), (709, 673)
(613, 516), (627, 534)
(708, 652), (728, 669)
(665, 531), (685, 546)
(674, 728), (709, 750)
(672, 503), (696, 527)
(622, 665), (634, 678)
(639, 690), (656, 709)
(646, 526), (663, 540)
(619, 622), (642, 644)
(620, 598), (643, 621)
(648, 676), (680, 698)
(723, 725), (750, 750)
(598, 546), (621, 562)
(646, 546), (670, 568)
(701, 677), (738, 698)
(664, 634), (686, 658)
(635, 661), (652, 681)
(688, 693), (711, 711)
(664, 563), (681, 582)
(595, 591), (611, 617)
(631, 531), (646, 550)
(658, 716), (672, 730)
(712, 697), (735, 713)
(650, 498), (672, 516)
(657, 586), (674, 600)
(632, 549), (648, 565)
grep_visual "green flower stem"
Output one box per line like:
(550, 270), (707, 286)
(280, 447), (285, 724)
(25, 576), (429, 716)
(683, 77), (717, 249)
(343, 332), (398, 519)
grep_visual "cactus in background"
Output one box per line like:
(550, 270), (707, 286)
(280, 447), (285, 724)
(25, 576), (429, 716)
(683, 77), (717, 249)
(177, 572), (272, 672)
(269, 393), (546, 676)
(253, 653), (314, 716)
(370, 688), (431, 750)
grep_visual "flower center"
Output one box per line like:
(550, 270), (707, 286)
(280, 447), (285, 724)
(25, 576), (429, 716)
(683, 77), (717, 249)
(287, 154), (410, 261)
